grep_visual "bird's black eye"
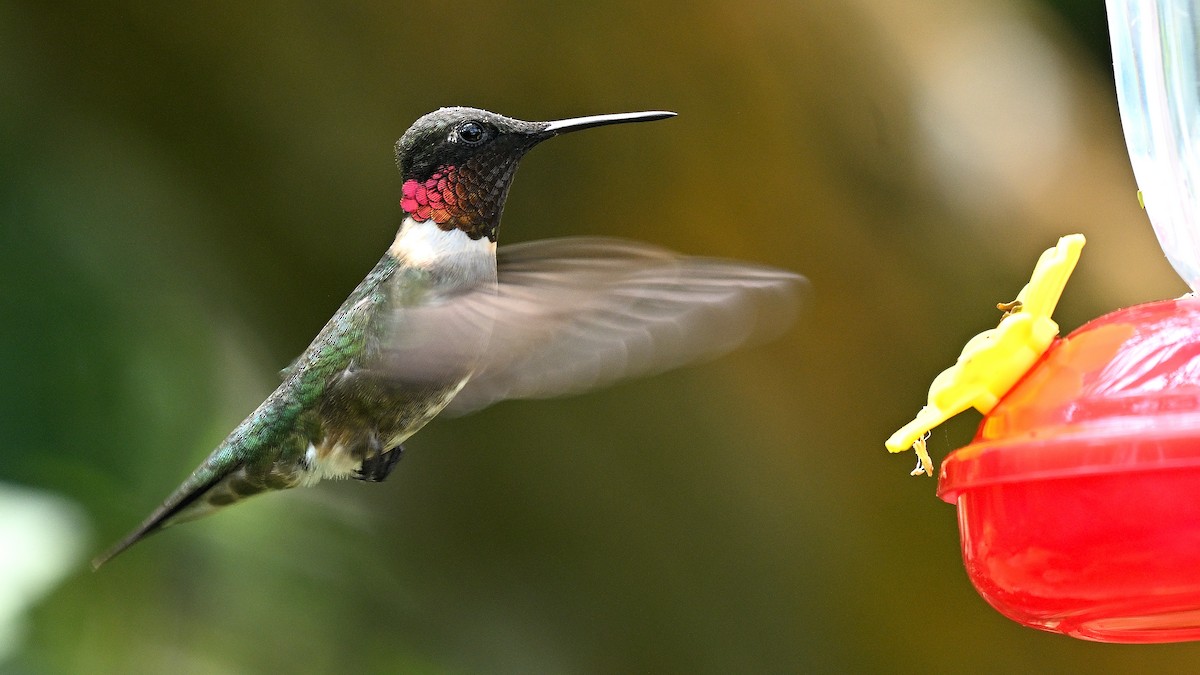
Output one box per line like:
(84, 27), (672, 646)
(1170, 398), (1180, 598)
(456, 121), (486, 145)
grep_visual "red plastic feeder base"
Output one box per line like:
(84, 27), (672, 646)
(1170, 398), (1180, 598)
(938, 296), (1200, 643)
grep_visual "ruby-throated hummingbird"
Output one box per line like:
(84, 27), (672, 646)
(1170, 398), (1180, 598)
(92, 107), (804, 568)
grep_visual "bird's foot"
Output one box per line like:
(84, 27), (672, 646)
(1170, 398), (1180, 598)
(354, 445), (405, 482)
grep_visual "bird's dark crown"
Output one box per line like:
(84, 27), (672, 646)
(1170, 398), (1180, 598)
(394, 107), (548, 182)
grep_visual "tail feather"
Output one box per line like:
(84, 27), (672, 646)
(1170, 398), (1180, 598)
(93, 378), (315, 569)
(91, 462), (238, 570)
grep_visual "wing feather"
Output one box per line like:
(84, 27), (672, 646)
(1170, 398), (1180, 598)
(434, 237), (806, 415)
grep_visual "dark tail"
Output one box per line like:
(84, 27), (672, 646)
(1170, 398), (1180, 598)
(93, 386), (309, 569)
(90, 461), (235, 570)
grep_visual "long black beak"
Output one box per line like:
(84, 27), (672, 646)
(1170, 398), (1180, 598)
(541, 110), (676, 135)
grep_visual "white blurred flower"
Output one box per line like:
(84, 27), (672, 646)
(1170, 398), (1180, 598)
(0, 482), (88, 663)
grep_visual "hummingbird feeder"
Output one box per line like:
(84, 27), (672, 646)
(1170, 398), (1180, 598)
(885, 0), (1200, 643)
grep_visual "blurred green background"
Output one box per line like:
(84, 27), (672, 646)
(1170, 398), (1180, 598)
(3, 0), (1198, 672)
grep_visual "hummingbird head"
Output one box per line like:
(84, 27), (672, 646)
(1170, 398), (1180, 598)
(393, 107), (675, 241)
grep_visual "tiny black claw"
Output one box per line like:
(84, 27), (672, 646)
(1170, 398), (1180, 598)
(354, 445), (405, 482)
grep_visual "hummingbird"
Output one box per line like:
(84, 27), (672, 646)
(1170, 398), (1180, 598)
(92, 107), (804, 569)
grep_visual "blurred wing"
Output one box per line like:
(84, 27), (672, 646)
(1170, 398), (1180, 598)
(442, 237), (806, 415)
(368, 268), (498, 387)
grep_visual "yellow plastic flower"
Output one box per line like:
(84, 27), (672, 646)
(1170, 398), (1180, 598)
(886, 234), (1086, 475)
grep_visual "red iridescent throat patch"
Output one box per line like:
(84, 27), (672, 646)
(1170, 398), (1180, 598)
(401, 166), (460, 225)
